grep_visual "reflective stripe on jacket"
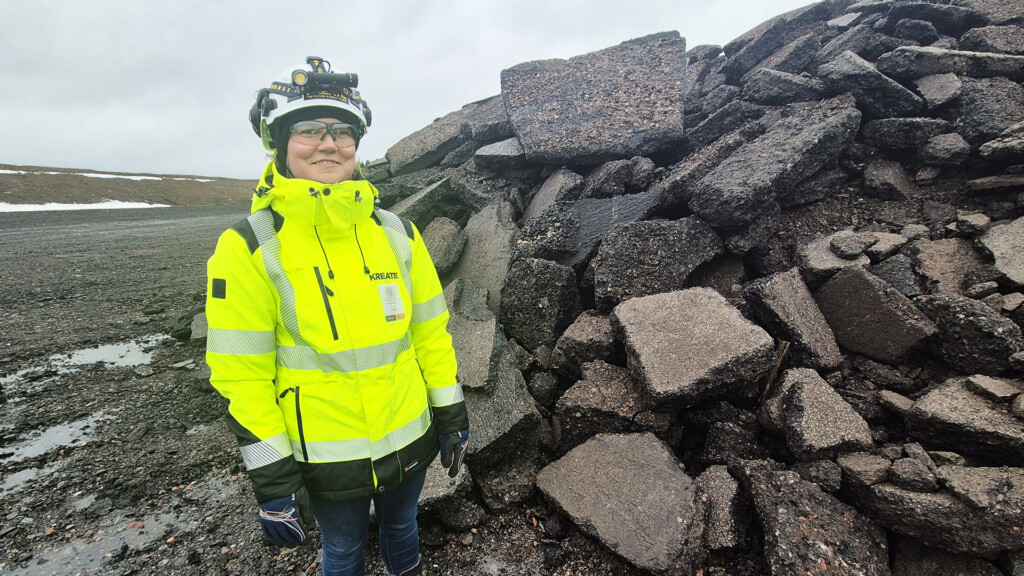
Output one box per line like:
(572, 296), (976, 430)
(205, 162), (468, 503)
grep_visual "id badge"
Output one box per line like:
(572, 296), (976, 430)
(379, 284), (406, 322)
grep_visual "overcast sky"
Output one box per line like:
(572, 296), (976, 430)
(0, 0), (814, 180)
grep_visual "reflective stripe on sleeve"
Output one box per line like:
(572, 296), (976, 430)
(206, 328), (276, 355)
(427, 382), (465, 407)
(239, 432), (292, 470)
(412, 293), (448, 323)
(276, 332), (412, 373)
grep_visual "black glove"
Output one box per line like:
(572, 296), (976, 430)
(439, 428), (470, 478)
(258, 487), (312, 547)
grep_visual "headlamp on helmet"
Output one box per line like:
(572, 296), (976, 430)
(249, 56), (372, 152)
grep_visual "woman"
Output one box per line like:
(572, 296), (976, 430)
(205, 56), (470, 576)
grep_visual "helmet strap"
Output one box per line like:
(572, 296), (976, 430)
(260, 119), (276, 152)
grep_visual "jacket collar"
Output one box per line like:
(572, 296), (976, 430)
(251, 162), (377, 235)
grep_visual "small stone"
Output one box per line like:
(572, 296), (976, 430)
(890, 457), (941, 492)
(1005, 293), (1024, 311)
(936, 465), (1014, 509)
(830, 231), (878, 259)
(919, 133), (971, 167)
(956, 212), (991, 236)
(878, 390), (915, 415)
(916, 166), (943, 186)
(903, 442), (937, 470)
(798, 233), (871, 287)
(1013, 395), (1024, 419)
(527, 371), (560, 409)
(913, 74), (963, 110)
(979, 121), (1024, 164)
(965, 282), (1000, 299)
(980, 217), (1024, 288)
(928, 451), (966, 467)
(965, 374), (1021, 403)
(127, 424), (149, 442)
(791, 460), (843, 492)
(894, 19), (939, 44)
(134, 366), (154, 377)
(914, 294), (1023, 375)
(981, 293), (1005, 311)
(864, 160), (914, 200)
(837, 452), (892, 486)
(816, 267), (938, 364)
(460, 533), (474, 546)
(439, 499), (486, 532)
(878, 444), (904, 461)
(968, 174), (1024, 193)
(170, 360), (193, 369)
(865, 233), (909, 262)
(901, 223), (930, 240)
(828, 12), (862, 28)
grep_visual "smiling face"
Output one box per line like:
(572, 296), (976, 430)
(285, 117), (357, 183)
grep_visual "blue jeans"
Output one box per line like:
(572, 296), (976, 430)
(310, 469), (426, 576)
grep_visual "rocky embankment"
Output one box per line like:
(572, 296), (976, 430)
(358, 0), (1024, 573)
(4, 0), (1024, 574)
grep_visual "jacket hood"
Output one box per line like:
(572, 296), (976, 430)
(251, 161), (378, 234)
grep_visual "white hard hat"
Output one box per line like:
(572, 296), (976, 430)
(249, 56), (372, 151)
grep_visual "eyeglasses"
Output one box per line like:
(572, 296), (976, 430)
(289, 121), (358, 146)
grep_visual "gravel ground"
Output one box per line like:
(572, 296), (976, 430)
(0, 205), (641, 576)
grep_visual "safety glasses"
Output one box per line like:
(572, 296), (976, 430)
(289, 121), (358, 146)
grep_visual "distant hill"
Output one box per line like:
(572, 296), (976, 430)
(0, 164), (255, 206)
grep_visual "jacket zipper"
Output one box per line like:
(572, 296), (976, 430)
(314, 266), (339, 340)
(279, 387), (309, 461)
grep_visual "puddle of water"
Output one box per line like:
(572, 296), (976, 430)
(0, 411), (117, 465)
(2, 460), (65, 495)
(7, 511), (167, 576)
(1, 335), (168, 395)
(52, 336), (167, 369)
(6, 470), (243, 576)
(71, 494), (97, 511)
(1, 367), (55, 387)
(477, 556), (511, 575)
(2, 468), (41, 492)
(185, 423), (215, 436)
(0, 404), (25, 430)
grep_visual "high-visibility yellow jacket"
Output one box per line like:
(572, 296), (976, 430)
(205, 162), (468, 503)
